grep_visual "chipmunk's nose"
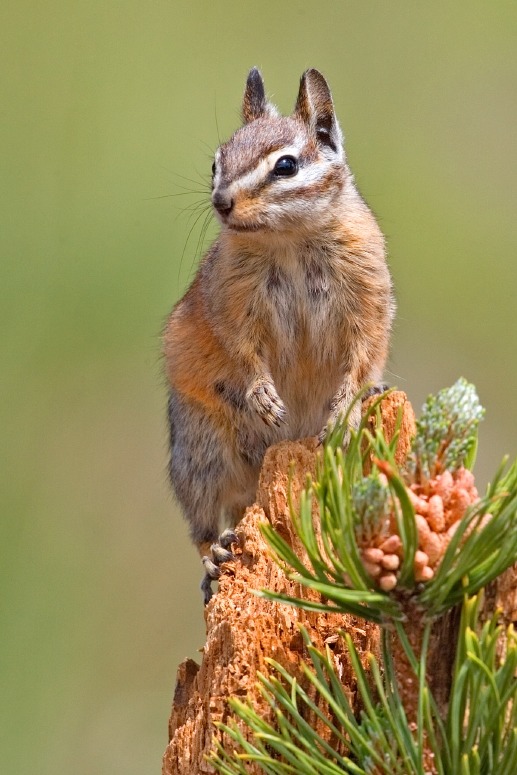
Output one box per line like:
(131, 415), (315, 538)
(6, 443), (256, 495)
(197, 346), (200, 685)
(212, 191), (234, 217)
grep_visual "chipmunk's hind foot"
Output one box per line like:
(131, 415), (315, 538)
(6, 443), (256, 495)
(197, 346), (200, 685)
(200, 528), (239, 605)
(362, 383), (389, 400)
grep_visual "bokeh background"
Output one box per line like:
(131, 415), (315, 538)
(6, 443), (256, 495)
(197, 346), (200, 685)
(1, 2), (516, 773)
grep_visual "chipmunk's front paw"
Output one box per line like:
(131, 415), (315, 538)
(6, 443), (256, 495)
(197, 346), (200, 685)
(247, 379), (287, 428)
(318, 385), (389, 445)
(200, 528), (239, 605)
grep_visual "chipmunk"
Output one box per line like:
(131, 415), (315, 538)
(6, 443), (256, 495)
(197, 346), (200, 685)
(163, 68), (394, 603)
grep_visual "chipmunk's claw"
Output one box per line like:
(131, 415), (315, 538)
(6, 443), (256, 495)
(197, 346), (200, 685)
(317, 426), (327, 446)
(219, 528), (238, 549)
(248, 380), (287, 428)
(200, 529), (239, 605)
(200, 571), (216, 604)
(201, 556), (221, 580)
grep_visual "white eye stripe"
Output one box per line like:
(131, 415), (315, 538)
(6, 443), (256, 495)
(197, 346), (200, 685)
(214, 142), (336, 198)
(224, 145), (336, 198)
(265, 145), (301, 168)
(223, 145), (301, 195)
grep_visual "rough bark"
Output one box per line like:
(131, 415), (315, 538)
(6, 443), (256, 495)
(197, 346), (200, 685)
(162, 391), (517, 774)
(163, 392), (413, 774)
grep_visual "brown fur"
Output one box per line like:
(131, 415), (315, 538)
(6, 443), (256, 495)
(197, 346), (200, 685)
(163, 69), (394, 558)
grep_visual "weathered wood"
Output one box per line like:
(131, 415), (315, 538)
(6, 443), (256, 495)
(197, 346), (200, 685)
(162, 392), (414, 774)
(162, 391), (516, 774)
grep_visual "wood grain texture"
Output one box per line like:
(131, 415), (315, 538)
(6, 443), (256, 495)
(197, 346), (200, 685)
(163, 393), (413, 774)
(162, 391), (515, 774)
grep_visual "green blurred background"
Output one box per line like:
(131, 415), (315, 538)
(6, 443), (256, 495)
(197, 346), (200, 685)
(1, 2), (516, 772)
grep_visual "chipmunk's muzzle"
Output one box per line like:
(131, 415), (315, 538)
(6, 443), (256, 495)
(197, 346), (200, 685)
(212, 190), (234, 219)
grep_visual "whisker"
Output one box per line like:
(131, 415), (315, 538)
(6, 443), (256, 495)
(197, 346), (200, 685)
(178, 204), (214, 283)
(186, 209), (214, 281)
(198, 139), (215, 158)
(168, 170), (211, 189)
(190, 167), (212, 188)
(214, 99), (221, 145)
(184, 200), (211, 218)
(178, 200), (211, 213)
(180, 196), (211, 208)
(194, 208), (213, 263)
(145, 190), (209, 201)
(174, 201), (211, 227)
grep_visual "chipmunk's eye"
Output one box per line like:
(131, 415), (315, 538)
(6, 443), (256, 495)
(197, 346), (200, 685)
(211, 161), (216, 176)
(273, 155), (298, 177)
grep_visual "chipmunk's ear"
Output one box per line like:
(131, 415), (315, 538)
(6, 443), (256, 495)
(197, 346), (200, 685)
(295, 69), (343, 154)
(242, 68), (278, 124)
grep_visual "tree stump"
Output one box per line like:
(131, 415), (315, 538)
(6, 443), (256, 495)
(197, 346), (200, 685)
(161, 391), (517, 774)
(162, 392), (413, 774)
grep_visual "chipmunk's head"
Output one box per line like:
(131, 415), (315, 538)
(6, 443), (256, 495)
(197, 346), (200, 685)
(211, 68), (347, 235)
